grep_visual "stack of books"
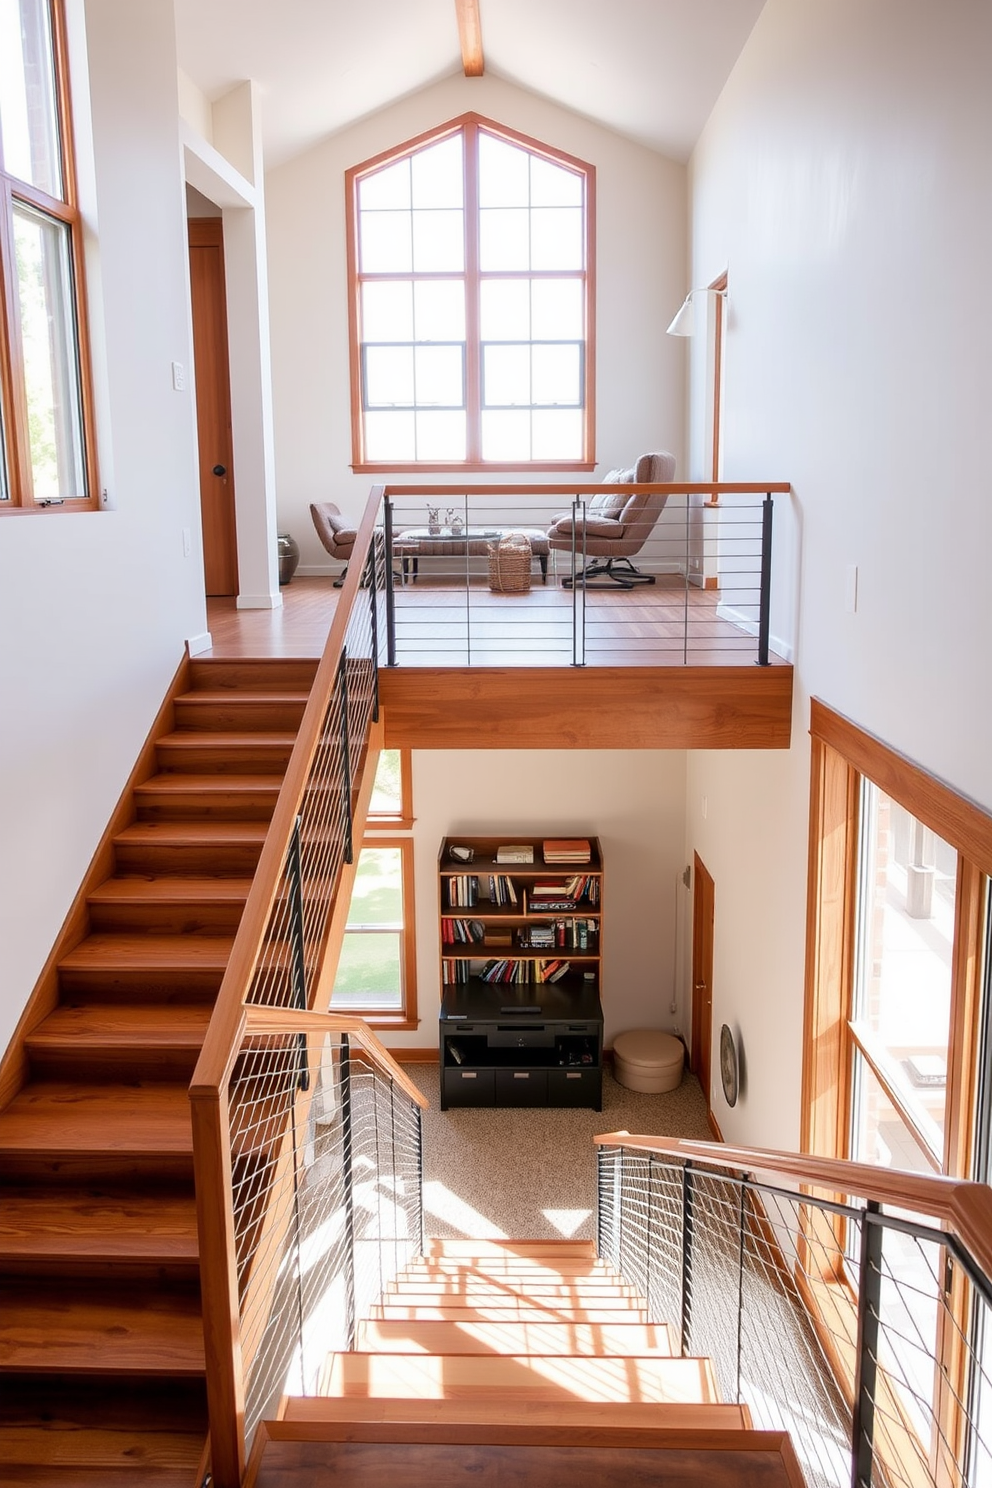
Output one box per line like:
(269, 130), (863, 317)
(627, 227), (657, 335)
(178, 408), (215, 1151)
(529, 875), (599, 912)
(543, 838), (592, 864)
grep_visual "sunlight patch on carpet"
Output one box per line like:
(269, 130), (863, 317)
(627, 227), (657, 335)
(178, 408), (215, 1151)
(423, 1180), (508, 1239)
(543, 1208), (593, 1237)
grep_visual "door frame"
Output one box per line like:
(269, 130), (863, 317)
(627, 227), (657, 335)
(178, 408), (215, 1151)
(691, 851), (715, 1116)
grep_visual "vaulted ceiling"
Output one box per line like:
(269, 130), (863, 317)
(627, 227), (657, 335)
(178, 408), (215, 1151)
(173, 0), (767, 170)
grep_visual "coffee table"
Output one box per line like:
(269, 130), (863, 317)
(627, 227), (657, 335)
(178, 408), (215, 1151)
(392, 526), (550, 583)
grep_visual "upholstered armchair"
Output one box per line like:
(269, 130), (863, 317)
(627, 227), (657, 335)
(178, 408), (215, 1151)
(309, 502), (358, 588)
(546, 450), (676, 588)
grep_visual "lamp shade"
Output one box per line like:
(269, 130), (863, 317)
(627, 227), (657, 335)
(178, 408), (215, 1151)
(666, 293), (695, 337)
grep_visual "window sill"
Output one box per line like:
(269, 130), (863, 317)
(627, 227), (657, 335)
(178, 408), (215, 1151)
(336, 1013), (420, 1032)
(352, 461), (596, 475)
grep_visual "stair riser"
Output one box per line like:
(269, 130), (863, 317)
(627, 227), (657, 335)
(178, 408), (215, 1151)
(134, 790), (278, 822)
(24, 1048), (202, 1082)
(188, 659), (318, 692)
(172, 699), (308, 732)
(58, 967), (225, 999)
(155, 743), (293, 775)
(0, 1255), (200, 1284)
(87, 901), (246, 934)
(113, 841), (263, 874)
(0, 1156), (195, 1186)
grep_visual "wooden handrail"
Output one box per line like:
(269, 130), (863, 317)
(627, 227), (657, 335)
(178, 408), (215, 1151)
(242, 1006), (428, 1110)
(190, 486), (385, 1100)
(593, 1132), (992, 1287)
(382, 482), (791, 496)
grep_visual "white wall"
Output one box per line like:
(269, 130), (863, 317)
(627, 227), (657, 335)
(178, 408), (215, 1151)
(683, 0), (992, 1149)
(0, 0), (205, 1052)
(265, 72), (688, 574)
(381, 749), (688, 1050)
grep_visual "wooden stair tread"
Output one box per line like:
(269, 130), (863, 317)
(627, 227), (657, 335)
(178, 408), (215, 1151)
(155, 730), (296, 749)
(371, 1305), (651, 1323)
(405, 1258), (620, 1277)
(354, 1320), (677, 1356)
(0, 1190), (197, 1262)
(426, 1239), (597, 1258)
(323, 1352), (719, 1404)
(0, 1082), (192, 1156)
(88, 876), (254, 905)
(58, 933), (234, 971)
(0, 1467), (201, 1486)
(175, 690), (310, 705)
(386, 1281), (640, 1298)
(113, 822), (268, 846)
(282, 1396), (749, 1431)
(26, 1004), (211, 1051)
(0, 1283), (204, 1374)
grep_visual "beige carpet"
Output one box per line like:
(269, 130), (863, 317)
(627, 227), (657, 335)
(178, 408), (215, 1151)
(408, 1063), (713, 1243)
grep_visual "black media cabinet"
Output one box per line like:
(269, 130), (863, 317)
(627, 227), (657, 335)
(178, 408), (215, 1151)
(440, 980), (603, 1111)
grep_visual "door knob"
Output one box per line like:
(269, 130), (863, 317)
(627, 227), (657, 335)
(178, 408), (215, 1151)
(212, 464), (227, 476)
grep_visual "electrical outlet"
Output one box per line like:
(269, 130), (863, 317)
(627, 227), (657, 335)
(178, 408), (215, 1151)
(172, 360), (186, 392)
(701, 795), (708, 821)
(182, 526), (192, 557)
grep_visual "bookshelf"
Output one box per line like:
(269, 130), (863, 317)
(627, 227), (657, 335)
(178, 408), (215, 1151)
(438, 835), (604, 1109)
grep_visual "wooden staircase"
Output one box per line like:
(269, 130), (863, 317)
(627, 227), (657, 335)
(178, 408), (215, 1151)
(248, 1240), (804, 1488)
(0, 657), (317, 1488)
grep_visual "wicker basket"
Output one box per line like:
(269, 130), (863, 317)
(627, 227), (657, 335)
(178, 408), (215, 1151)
(488, 531), (533, 593)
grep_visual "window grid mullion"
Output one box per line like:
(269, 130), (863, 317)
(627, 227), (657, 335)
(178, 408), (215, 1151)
(463, 119), (481, 465)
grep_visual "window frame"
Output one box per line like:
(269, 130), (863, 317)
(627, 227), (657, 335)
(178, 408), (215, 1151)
(331, 835), (418, 1030)
(0, 0), (98, 512)
(802, 700), (992, 1181)
(366, 746), (414, 831)
(345, 111), (596, 474)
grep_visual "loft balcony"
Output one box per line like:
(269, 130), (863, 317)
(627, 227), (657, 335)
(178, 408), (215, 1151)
(375, 481), (793, 751)
(209, 480), (794, 751)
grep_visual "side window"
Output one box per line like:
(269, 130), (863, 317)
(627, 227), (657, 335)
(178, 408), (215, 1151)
(0, 0), (97, 510)
(346, 112), (595, 473)
(331, 750), (417, 1025)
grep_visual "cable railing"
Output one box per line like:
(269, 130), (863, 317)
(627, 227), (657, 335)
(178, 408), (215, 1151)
(379, 482), (790, 668)
(596, 1133), (992, 1488)
(227, 1010), (424, 1462)
(189, 489), (430, 1488)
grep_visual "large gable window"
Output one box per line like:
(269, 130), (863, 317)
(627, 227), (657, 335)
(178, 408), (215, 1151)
(346, 113), (595, 472)
(0, 0), (96, 510)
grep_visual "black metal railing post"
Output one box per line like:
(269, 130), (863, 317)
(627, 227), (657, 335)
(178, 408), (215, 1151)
(339, 1036), (357, 1350)
(415, 1104), (425, 1257)
(367, 546), (380, 721)
(680, 1161), (694, 1355)
(736, 1181), (748, 1402)
(851, 1202), (884, 1488)
(383, 495), (397, 666)
(286, 817), (311, 1089)
(337, 652), (353, 865)
(756, 491), (773, 666)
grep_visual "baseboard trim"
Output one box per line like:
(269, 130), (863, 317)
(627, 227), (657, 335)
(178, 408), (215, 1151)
(707, 1110), (725, 1142)
(186, 631), (212, 657)
(390, 1048), (439, 1064)
(237, 591), (284, 610)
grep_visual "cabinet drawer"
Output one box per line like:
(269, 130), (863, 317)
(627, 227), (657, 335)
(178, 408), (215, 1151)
(549, 1067), (602, 1108)
(443, 1068), (495, 1107)
(495, 1069), (548, 1107)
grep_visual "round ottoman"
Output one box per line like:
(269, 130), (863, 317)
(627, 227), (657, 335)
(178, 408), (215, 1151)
(613, 1030), (685, 1093)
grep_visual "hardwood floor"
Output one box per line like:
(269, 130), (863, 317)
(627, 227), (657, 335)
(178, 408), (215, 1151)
(205, 576), (785, 668)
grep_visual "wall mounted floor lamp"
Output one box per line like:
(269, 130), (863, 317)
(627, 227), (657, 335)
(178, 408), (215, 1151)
(666, 287), (727, 337)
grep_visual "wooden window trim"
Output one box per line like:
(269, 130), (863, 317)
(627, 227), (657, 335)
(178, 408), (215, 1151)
(0, 0), (98, 513)
(345, 111), (596, 474)
(333, 835), (418, 1031)
(366, 747), (414, 831)
(803, 699), (991, 1179)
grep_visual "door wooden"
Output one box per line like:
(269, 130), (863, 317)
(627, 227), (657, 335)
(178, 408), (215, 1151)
(691, 853), (715, 1107)
(188, 217), (238, 596)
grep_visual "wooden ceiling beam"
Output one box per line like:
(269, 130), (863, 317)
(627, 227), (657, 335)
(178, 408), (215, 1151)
(455, 0), (485, 77)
